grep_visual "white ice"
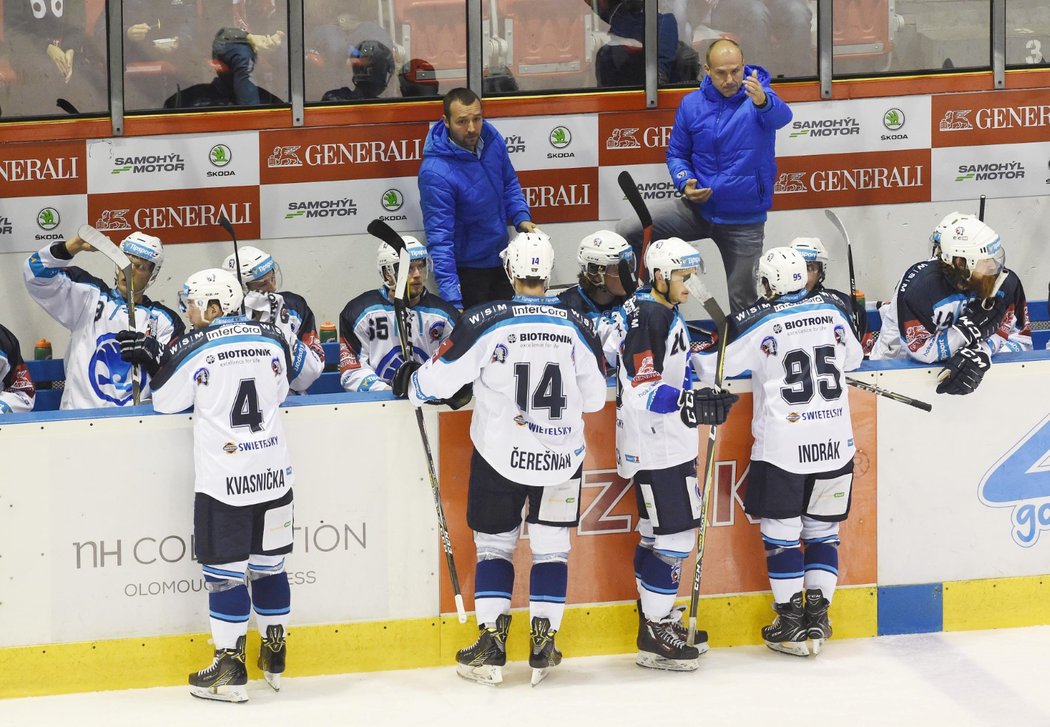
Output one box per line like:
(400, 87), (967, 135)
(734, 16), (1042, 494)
(3, 626), (1047, 727)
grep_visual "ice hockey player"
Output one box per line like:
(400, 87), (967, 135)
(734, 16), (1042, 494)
(392, 232), (607, 686)
(557, 230), (637, 367)
(0, 324), (35, 414)
(788, 237), (866, 338)
(24, 230), (183, 409)
(870, 213), (1030, 395)
(338, 236), (460, 393)
(117, 268), (296, 703)
(692, 246), (863, 657)
(617, 237), (738, 671)
(223, 245), (324, 393)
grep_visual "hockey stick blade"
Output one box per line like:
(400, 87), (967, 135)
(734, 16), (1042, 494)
(618, 171), (652, 228)
(824, 209), (860, 329)
(217, 215), (236, 240)
(216, 215), (247, 316)
(846, 377), (932, 412)
(367, 219), (406, 254)
(78, 225), (131, 271)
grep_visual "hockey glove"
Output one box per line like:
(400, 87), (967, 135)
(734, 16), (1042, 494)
(954, 295), (1007, 346)
(678, 387), (739, 428)
(391, 360), (421, 399)
(442, 382), (473, 411)
(935, 347), (990, 396)
(116, 330), (170, 377)
(852, 299), (868, 339)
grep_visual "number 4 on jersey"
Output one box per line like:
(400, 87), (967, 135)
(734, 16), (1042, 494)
(231, 379), (264, 432)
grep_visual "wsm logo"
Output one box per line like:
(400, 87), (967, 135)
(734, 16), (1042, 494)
(979, 414), (1050, 547)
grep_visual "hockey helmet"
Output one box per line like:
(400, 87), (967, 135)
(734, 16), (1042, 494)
(933, 213), (1004, 280)
(758, 246), (807, 299)
(644, 237), (702, 283)
(223, 245), (283, 291)
(789, 236), (828, 285)
(178, 268), (244, 317)
(350, 40), (395, 97)
(577, 230), (635, 274)
(399, 58), (439, 98)
(377, 236), (429, 287)
(120, 231), (164, 288)
(501, 231), (555, 283)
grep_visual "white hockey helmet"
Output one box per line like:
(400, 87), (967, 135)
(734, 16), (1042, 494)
(644, 237), (702, 282)
(577, 230), (635, 273)
(933, 213), (1005, 279)
(501, 231), (555, 282)
(178, 268), (244, 317)
(758, 246), (807, 298)
(789, 237), (828, 266)
(223, 245), (282, 290)
(120, 231), (164, 288)
(376, 236), (429, 286)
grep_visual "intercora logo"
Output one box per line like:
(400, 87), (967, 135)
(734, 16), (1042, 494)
(285, 198), (358, 219)
(789, 118), (860, 138)
(111, 154), (185, 174)
(955, 161), (1025, 182)
(939, 109), (974, 131)
(381, 189), (404, 211)
(37, 207), (60, 230)
(268, 145), (303, 167)
(979, 414), (1050, 547)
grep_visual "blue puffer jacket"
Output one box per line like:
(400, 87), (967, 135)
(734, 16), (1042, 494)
(666, 65), (792, 225)
(418, 119), (532, 307)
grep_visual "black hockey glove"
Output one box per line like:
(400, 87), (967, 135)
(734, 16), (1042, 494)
(935, 347), (990, 396)
(391, 360), (421, 399)
(954, 296), (1007, 346)
(442, 383), (473, 411)
(678, 387), (739, 428)
(116, 330), (170, 377)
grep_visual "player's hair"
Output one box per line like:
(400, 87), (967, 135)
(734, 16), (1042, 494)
(443, 87), (481, 118)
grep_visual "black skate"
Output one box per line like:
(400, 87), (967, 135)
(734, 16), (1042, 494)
(258, 624), (287, 691)
(804, 589), (832, 655)
(636, 600), (709, 656)
(528, 616), (562, 687)
(456, 613), (511, 686)
(762, 592), (809, 657)
(636, 611), (700, 672)
(189, 635), (248, 703)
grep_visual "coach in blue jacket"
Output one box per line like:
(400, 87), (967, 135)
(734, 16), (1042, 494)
(418, 88), (537, 310)
(616, 39), (792, 314)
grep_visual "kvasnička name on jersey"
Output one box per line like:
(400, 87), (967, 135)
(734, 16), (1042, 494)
(226, 467), (287, 495)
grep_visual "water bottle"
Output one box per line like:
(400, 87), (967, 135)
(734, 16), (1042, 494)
(34, 338), (52, 360)
(319, 321), (337, 343)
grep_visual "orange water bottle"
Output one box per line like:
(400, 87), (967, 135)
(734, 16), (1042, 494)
(34, 338), (52, 360)
(319, 321), (337, 343)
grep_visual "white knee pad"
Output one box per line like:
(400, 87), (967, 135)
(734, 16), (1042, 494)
(474, 528), (518, 563)
(760, 517), (803, 547)
(801, 517), (840, 544)
(652, 530), (694, 565)
(202, 560), (247, 592)
(528, 523), (570, 565)
(247, 554), (287, 581)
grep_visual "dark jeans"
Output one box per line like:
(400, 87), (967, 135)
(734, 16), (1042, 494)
(458, 266), (515, 310)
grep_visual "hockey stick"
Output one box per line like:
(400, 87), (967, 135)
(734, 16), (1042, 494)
(978, 194), (986, 221)
(844, 377), (932, 412)
(217, 215), (248, 316)
(366, 219), (468, 624)
(824, 209), (861, 333)
(618, 171), (653, 283)
(78, 224), (142, 405)
(683, 276), (729, 647)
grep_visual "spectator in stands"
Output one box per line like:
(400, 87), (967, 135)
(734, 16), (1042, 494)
(706, 1), (813, 78)
(124, 0), (207, 107)
(306, 0), (395, 101)
(417, 87), (538, 310)
(320, 39), (396, 102)
(586, 0), (699, 86)
(616, 38), (792, 314)
(399, 59), (439, 98)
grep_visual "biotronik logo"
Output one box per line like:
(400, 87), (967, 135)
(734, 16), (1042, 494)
(979, 414), (1050, 547)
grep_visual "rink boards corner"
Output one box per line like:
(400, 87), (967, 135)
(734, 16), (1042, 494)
(2, 355), (1050, 698)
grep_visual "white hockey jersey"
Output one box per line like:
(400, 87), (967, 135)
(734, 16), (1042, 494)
(338, 287), (459, 392)
(616, 290), (697, 478)
(0, 324), (35, 414)
(408, 295), (608, 487)
(692, 290), (863, 474)
(557, 284), (627, 368)
(24, 244), (184, 409)
(150, 316), (294, 507)
(244, 289), (324, 393)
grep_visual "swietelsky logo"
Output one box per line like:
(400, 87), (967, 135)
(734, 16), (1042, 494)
(979, 414), (1050, 547)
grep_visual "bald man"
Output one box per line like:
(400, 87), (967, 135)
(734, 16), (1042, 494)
(616, 39), (792, 314)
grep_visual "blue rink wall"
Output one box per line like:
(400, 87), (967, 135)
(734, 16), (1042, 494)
(2, 353), (1050, 698)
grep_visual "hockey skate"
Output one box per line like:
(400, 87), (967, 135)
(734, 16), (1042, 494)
(528, 616), (562, 687)
(189, 636), (248, 703)
(637, 601), (710, 656)
(762, 592), (809, 657)
(456, 613), (511, 686)
(258, 624), (286, 691)
(804, 589), (832, 655)
(636, 611), (700, 672)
